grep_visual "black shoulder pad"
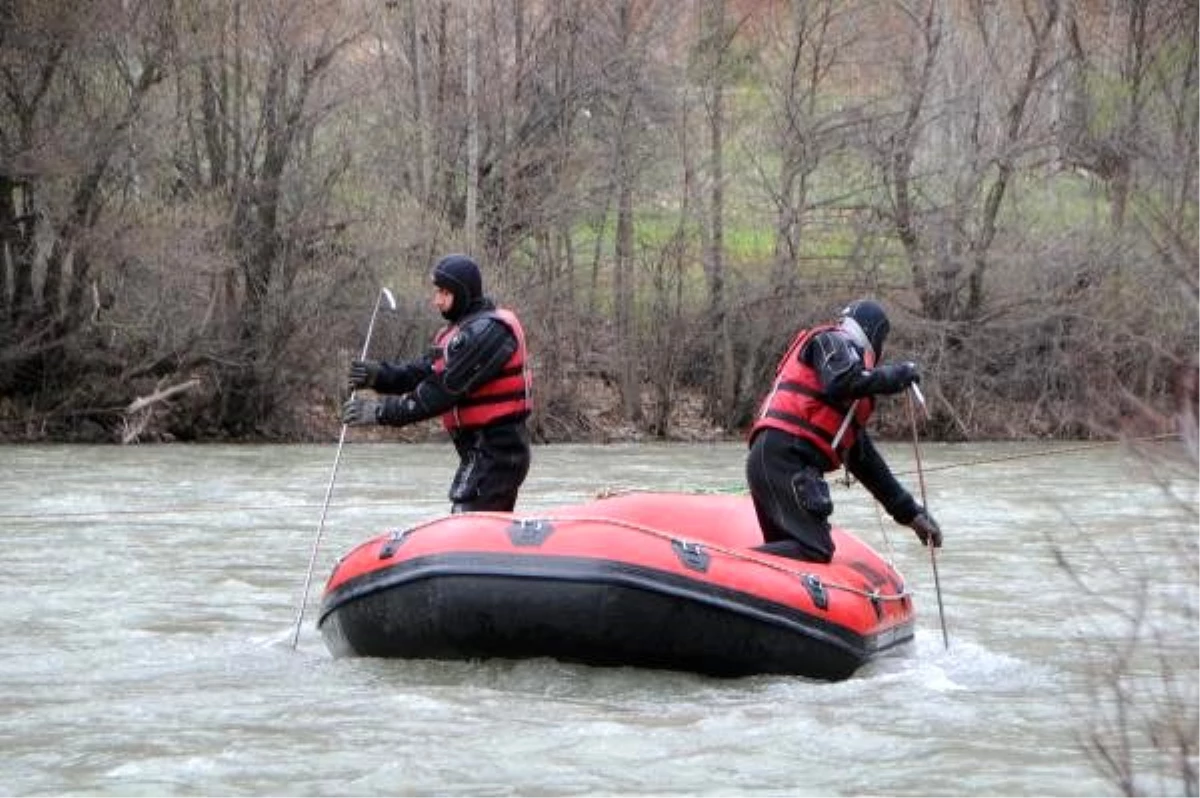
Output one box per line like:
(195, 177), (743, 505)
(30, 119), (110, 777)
(440, 316), (518, 394)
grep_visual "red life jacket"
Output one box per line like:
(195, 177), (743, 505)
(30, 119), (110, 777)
(750, 324), (875, 468)
(433, 308), (532, 432)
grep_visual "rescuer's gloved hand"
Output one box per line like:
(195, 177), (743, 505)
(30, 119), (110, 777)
(348, 359), (382, 390)
(341, 397), (381, 426)
(909, 511), (942, 548)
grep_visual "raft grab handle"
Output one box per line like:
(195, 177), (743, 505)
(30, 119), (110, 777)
(803, 574), (829, 610)
(378, 528), (413, 559)
(671, 539), (711, 572)
(508, 518), (555, 547)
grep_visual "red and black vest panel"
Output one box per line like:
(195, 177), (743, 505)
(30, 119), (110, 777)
(433, 308), (532, 432)
(751, 324), (875, 468)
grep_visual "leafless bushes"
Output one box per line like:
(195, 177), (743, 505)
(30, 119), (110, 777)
(0, 0), (1194, 443)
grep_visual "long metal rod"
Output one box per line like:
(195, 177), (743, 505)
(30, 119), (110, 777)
(830, 399), (859, 452)
(290, 287), (395, 649)
(907, 384), (949, 650)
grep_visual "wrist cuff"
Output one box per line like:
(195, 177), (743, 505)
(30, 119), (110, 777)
(890, 496), (921, 525)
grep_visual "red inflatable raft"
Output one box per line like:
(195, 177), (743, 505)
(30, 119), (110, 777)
(318, 491), (914, 680)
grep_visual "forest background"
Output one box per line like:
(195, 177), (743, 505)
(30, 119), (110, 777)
(0, 0), (1196, 445)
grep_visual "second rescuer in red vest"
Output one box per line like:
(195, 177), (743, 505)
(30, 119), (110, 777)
(341, 254), (532, 513)
(746, 299), (943, 562)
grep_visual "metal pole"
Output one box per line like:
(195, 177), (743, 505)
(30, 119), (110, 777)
(908, 384), (949, 650)
(290, 287), (396, 648)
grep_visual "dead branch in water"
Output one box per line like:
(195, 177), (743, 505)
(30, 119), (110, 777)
(122, 379), (200, 443)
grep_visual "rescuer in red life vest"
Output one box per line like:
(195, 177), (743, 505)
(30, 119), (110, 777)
(746, 299), (943, 562)
(341, 254), (532, 513)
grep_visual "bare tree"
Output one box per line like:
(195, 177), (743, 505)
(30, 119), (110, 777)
(867, 0), (1060, 323)
(168, 1), (369, 433)
(588, 0), (674, 427)
(0, 0), (170, 403)
(737, 0), (871, 424)
(1054, 11), (1200, 773)
(0, 0), (1192, 449)
(694, 0), (737, 427)
(511, 0), (613, 439)
(1058, 0), (1187, 230)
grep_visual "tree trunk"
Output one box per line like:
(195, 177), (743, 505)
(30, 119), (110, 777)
(465, 0), (478, 253)
(700, 0), (733, 426)
(612, 0), (641, 425)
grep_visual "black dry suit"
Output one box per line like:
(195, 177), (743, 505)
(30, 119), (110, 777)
(746, 301), (921, 562)
(371, 254), (532, 512)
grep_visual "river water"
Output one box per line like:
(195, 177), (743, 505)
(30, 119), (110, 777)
(2, 440), (1196, 796)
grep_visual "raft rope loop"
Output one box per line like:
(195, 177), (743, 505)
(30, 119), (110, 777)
(872, 501), (898, 569)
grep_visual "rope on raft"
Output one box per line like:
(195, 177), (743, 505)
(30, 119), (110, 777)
(383, 509), (912, 604)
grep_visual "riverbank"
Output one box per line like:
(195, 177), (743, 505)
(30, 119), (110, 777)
(2, 372), (1187, 447)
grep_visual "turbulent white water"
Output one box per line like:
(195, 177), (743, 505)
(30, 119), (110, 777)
(2, 441), (1195, 796)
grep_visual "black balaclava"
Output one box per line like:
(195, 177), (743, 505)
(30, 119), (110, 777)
(431, 254), (483, 322)
(839, 298), (890, 358)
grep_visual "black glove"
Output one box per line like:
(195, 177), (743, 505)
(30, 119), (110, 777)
(909, 511), (943, 548)
(894, 361), (920, 385)
(348, 359), (382, 390)
(341, 397), (381, 426)
(876, 361), (921, 393)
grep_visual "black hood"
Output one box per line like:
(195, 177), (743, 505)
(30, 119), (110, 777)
(839, 298), (890, 358)
(432, 254), (484, 322)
